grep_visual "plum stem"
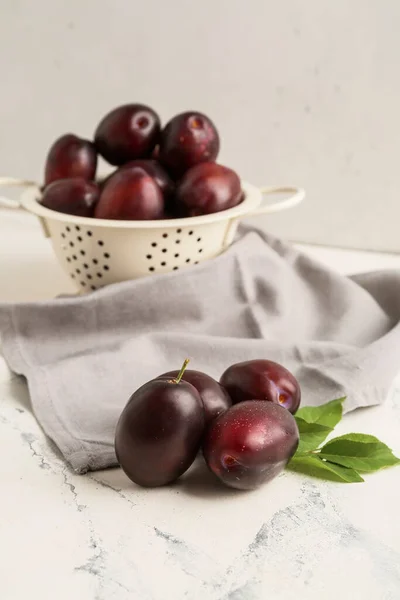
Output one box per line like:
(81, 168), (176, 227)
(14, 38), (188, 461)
(174, 358), (190, 384)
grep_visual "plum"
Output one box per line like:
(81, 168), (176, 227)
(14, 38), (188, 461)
(41, 178), (100, 217)
(159, 111), (219, 177)
(44, 134), (97, 186)
(220, 360), (301, 414)
(94, 104), (161, 165)
(203, 401), (299, 490)
(159, 369), (231, 424)
(115, 361), (205, 487)
(175, 162), (243, 216)
(94, 168), (164, 220)
(120, 159), (174, 200)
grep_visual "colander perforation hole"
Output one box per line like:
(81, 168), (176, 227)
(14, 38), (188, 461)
(195, 261), (199, 264)
(104, 265), (109, 271)
(66, 226), (71, 232)
(77, 236), (83, 242)
(104, 252), (110, 259)
(91, 285), (97, 291)
(177, 228), (182, 233)
(76, 269), (81, 275)
(173, 267), (179, 271)
(80, 281), (86, 287)
(87, 231), (92, 237)
(175, 240), (180, 244)
(151, 242), (157, 247)
(186, 259), (190, 263)
(66, 257), (71, 263)
(97, 273), (102, 278)
(61, 233), (66, 239)
(162, 233), (168, 238)
(149, 267), (155, 272)
(189, 230), (193, 235)
(93, 259), (98, 265)
(87, 274), (92, 280)
(72, 255), (77, 261)
(162, 248), (167, 253)
(80, 250), (85, 256)
(174, 253), (179, 258)
(98, 240), (104, 247)
(83, 263), (89, 269)
(197, 237), (202, 242)
(198, 248), (203, 253)
(146, 254), (152, 260)
(161, 262), (166, 267)
(71, 273), (75, 279)
(75, 226), (80, 231)
(69, 242), (74, 248)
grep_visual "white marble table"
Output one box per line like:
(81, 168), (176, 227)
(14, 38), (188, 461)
(1, 209), (400, 600)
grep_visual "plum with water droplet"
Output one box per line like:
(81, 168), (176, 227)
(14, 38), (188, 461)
(203, 401), (299, 490)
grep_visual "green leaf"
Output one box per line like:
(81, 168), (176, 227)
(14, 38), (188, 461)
(287, 454), (364, 483)
(295, 417), (333, 453)
(318, 433), (400, 473)
(295, 397), (345, 428)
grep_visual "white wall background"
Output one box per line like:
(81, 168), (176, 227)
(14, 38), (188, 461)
(1, 0), (399, 251)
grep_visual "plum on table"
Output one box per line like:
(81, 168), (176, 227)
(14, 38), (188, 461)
(203, 401), (299, 490)
(220, 359), (301, 414)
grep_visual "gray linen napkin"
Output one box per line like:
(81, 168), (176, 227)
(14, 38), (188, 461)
(1, 226), (400, 473)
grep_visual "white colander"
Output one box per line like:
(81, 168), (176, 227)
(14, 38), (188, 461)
(0, 177), (304, 293)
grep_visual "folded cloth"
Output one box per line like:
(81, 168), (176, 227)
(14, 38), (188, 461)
(1, 226), (400, 473)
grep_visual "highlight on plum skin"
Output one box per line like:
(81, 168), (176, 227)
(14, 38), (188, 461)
(202, 400), (299, 490)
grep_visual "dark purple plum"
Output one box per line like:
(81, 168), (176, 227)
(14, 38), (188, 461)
(159, 111), (219, 177)
(44, 134), (97, 186)
(220, 360), (301, 414)
(175, 162), (243, 216)
(94, 168), (164, 220)
(203, 401), (299, 490)
(94, 104), (161, 165)
(159, 369), (231, 424)
(41, 178), (100, 217)
(115, 361), (205, 487)
(120, 159), (174, 200)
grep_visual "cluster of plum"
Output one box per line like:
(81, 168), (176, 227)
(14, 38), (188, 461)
(115, 359), (301, 491)
(41, 104), (243, 220)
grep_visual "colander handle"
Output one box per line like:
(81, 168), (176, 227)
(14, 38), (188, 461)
(249, 186), (305, 215)
(0, 177), (39, 210)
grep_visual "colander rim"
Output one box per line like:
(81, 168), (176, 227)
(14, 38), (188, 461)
(20, 180), (262, 228)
